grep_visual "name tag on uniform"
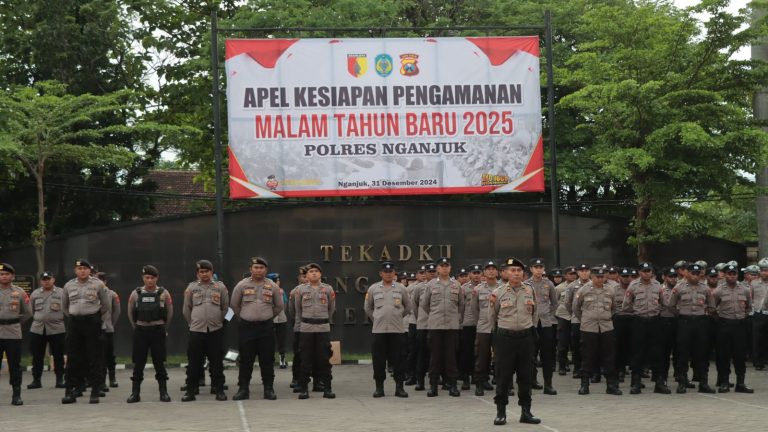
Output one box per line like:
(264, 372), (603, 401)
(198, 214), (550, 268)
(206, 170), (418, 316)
(500, 300), (512, 308)
(374, 293), (384, 300)
(479, 294), (488, 301)
(142, 297), (156, 303)
(244, 288), (256, 296)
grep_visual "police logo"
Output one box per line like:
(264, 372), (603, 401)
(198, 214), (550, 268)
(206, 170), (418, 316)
(374, 54), (393, 77)
(399, 54), (419, 76)
(347, 54), (368, 78)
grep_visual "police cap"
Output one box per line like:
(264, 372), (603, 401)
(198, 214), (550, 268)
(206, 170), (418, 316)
(250, 257), (269, 267)
(0, 263), (15, 274)
(196, 260), (214, 271)
(75, 259), (91, 269)
(142, 265), (159, 277)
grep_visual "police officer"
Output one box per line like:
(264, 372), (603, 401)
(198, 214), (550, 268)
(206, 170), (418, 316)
(659, 267), (678, 388)
(712, 264), (754, 393)
(295, 263), (336, 399)
(0, 263), (32, 405)
(27, 271), (66, 390)
(411, 263), (435, 391)
(613, 268), (633, 382)
(526, 258), (558, 395)
(564, 264), (591, 378)
(404, 270), (420, 385)
(126, 265), (173, 403)
(490, 258), (540, 426)
(423, 257), (464, 397)
(288, 266), (307, 391)
(751, 258), (768, 370)
(555, 266), (576, 375)
(98, 272), (120, 391)
(472, 261), (498, 396)
(181, 259), (229, 402)
(231, 257), (284, 401)
(572, 267), (622, 395)
(269, 273), (289, 369)
(61, 259), (111, 404)
(365, 262), (412, 398)
(459, 263), (482, 390)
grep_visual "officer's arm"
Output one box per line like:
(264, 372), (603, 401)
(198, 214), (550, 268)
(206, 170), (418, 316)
(611, 289), (618, 315)
(295, 288), (303, 320)
(746, 287), (753, 312)
(668, 287), (679, 308)
(98, 285), (111, 325)
(572, 288), (583, 321)
(182, 288), (192, 325)
(127, 291), (137, 329)
(621, 289), (634, 313)
(220, 285), (230, 317)
(564, 286), (574, 315)
(20, 291), (32, 323)
(62, 289), (70, 317)
(272, 284), (284, 318)
(328, 287), (336, 317)
(288, 288), (296, 318)
(489, 294), (499, 331)
(470, 289), (479, 318)
(548, 283), (558, 310)
(457, 283), (465, 326)
(111, 293), (121, 326)
(411, 285), (420, 320)
(230, 283), (243, 317)
(164, 291), (174, 328)
(402, 286), (413, 317)
(364, 287), (374, 320)
(422, 284), (432, 318)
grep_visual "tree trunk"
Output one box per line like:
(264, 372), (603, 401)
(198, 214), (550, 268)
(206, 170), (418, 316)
(635, 198), (651, 262)
(34, 166), (46, 275)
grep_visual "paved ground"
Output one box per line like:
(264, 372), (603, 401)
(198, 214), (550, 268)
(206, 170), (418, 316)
(0, 365), (766, 431)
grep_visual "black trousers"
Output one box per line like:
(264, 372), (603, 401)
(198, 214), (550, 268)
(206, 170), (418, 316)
(298, 331), (332, 387)
(580, 330), (616, 379)
(458, 326), (476, 379)
(493, 329), (534, 407)
(292, 330), (301, 381)
(65, 314), (103, 391)
(613, 314), (633, 373)
(274, 322), (287, 355)
(186, 328), (225, 390)
(474, 332), (492, 382)
(372, 333), (404, 383)
(406, 324), (418, 377)
(659, 317), (677, 380)
(238, 320), (276, 389)
(676, 316), (709, 381)
(717, 318), (748, 380)
(416, 329), (430, 378)
(29, 331), (65, 380)
(570, 322), (582, 373)
(428, 329), (459, 383)
(534, 323), (556, 384)
(630, 317), (662, 377)
(752, 314), (768, 367)
(556, 317), (571, 370)
(102, 331), (116, 382)
(131, 325), (168, 382)
(0, 338), (22, 387)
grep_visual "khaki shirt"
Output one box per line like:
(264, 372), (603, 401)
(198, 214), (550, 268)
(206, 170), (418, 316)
(712, 282), (752, 320)
(62, 277), (111, 322)
(660, 285), (678, 318)
(554, 281), (571, 320)
(412, 281), (430, 330)
(668, 280), (711, 316)
(102, 289), (120, 333)
(613, 284), (631, 316)
(274, 289), (288, 323)
(461, 281), (481, 327)
(573, 282), (616, 333)
(622, 279), (663, 317)
(295, 283), (335, 333)
(564, 279), (590, 323)
(127, 286), (174, 328)
(364, 281), (412, 333)
(490, 282), (537, 331)
(183, 280), (229, 333)
(404, 283), (416, 326)
(29, 287), (66, 335)
(750, 278), (768, 314)
(525, 277), (558, 327)
(231, 277), (284, 322)
(288, 285), (301, 331)
(0, 284), (32, 339)
(423, 278), (464, 330)
(470, 282), (496, 334)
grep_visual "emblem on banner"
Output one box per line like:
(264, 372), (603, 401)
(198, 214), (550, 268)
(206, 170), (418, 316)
(374, 54), (393, 77)
(347, 54), (368, 77)
(399, 54), (419, 76)
(266, 174), (279, 191)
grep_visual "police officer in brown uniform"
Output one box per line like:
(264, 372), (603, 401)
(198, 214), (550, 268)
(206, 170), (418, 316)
(181, 260), (229, 402)
(751, 258), (768, 370)
(411, 263), (435, 391)
(526, 258), (558, 395)
(612, 268), (633, 381)
(295, 263), (336, 399)
(712, 264), (754, 393)
(288, 266), (307, 391)
(231, 257), (284, 401)
(100, 275), (121, 392)
(126, 265), (173, 403)
(365, 262), (412, 398)
(659, 267), (678, 388)
(623, 262), (670, 394)
(564, 264), (591, 378)
(404, 270), (420, 385)
(555, 266), (576, 375)
(472, 260), (498, 396)
(61, 259), (111, 404)
(28, 271), (66, 390)
(573, 267), (622, 396)
(422, 257), (464, 397)
(459, 263), (482, 390)
(490, 258), (540, 426)
(0, 263), (32, 405)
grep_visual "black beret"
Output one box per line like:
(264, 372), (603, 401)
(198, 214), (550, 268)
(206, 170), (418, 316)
(484, 261), (498, 269)
(591, 267), (606, 275)
(576, 264), (590, 270)
(458, 268), (468, 275)
(469, 264), (483, 272)
(504, 257), (525, 269)
(724, 264), (738, 273)
(564, 266), (576, 273)
(142, 265), (159, 277)
(529, 258), (545, 267)
(550, 268), (562, 276)
(380, 262), (395, 271)
(75, 259), (91, 268)
(407, 273), (417, 280)
(40, 270), (53, 279)
(688, 263), (702, 273)
(398, 271), (408, 279)
(306, 262), (323, 272)
(638, 262), (654, 271)
(706, 268), (718, 277)
(0, 263), (15, 274)
(436, 257), (451, 265)
(665, 268), (677, 277)
(250, 257), (269, 267)
(417, 265), (426, 273)
(426, 263), (437, 271)
(196, 260), (214, 271)
(619, 268), (631, 276)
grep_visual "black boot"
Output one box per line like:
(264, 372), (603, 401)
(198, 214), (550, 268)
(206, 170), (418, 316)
(493, 405), (507, 426)
(405, 375), (417, 386)
(578, 377), (590, 395)
(558, 367), (567, 376)
(109, 369), (118, 388)
(55, 374), (66, 389)
(735, 375), (754, 393)
(233, 387), (250, 401)
(127, 380), (141, 403)
(475, 381), (485, 396)
(289, 378), (298, 389)
(159, 380), (171, 402)
(322, 381), (335, 399)
(279, 353), (287, 369)
(395, 381), (408, 398)
(520, 405), (541, 424)
(11, 386), (23, 406)
(373, 381), (385, 398)
(264, 385), (277, 400)
(532, 380), (544, 390)
(27, 377), (42, 389)
(590, 373), (601, 384)
(698, 379), (715, 394)
(630, 374), (642, 394)
(449, 378), (461, 397)
(214, 385), (228, 401)
(414, 376), (425, 391)
(718, 376), (730, 393)
(181, 388), (197, 402)
(298, 385), (309, 399)
(89, 388), (100, 404)
(654, 378), (671, 394)
(606, 379), (623, 395)
(676, 377), (688, 394)
(427, 382), (439, 397)
(543, 379), (557, 395)
(62, 388), (77, 404)
(461, 377), (470, 390)
(483, 381), (494, 390)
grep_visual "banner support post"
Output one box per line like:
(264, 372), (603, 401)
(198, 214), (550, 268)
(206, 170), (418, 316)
(211, 9), (226, 274)
(545, 10), (561, 267)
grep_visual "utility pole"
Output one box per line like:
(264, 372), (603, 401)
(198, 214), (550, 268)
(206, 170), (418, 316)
(754, 6), (768, 259)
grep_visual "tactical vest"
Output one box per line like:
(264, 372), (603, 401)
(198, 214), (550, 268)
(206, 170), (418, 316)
(134, 287), (167, 322)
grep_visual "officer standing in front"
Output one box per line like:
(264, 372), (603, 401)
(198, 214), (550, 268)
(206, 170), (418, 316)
(61, 259), (111, 404)
(181, 259), (229, 402)
(364, 262), (412, 398)
(295, 263), (336, 399)
(526, 258), (558, 395)
(126, 265), (173, 403)
(27, 271), (66, 390)
(0, 263), (32, 405)
(489, 258), (540, 426)
(231, 257), (284, 401)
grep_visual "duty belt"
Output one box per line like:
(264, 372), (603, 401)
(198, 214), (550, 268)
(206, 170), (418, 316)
(302, 318), (329, 325)
(496, 327), (532, 338)
(0, 318), (20, 325)
(678, 315), (707, 320)
(242, 318), (274, 326)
